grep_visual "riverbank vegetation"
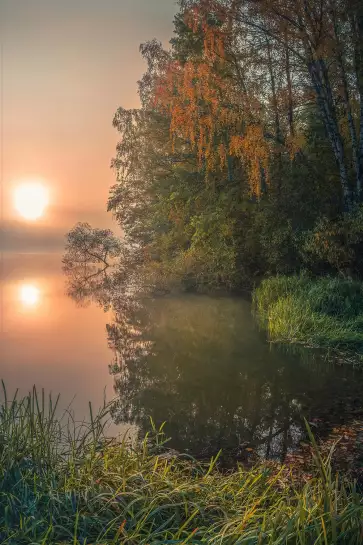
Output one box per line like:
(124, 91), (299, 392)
(64, 1), (363, 346)
(53, 2), (363, 536)
(1, 385), (363, 544)
(254, 275), (363, 355)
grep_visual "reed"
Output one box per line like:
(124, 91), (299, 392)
(0, 382), (362, 544)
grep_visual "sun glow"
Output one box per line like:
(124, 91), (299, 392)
(14, 182), (49, 220)
(19, 284), (41, 308)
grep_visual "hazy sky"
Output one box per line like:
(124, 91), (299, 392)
(1, 0), (177, 250)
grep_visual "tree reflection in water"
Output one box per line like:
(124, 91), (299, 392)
(64, 264), (363, 464)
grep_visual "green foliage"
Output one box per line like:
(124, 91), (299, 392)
(301, 207), (363, 277)
(254, 275), (363, 353)
(1, 383), (363, 544)
(253, 274), (312, 315)
(104, 2), (363, 293)
(63, 223), (122, 268)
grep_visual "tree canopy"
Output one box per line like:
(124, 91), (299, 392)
(106, 0), (363, 291)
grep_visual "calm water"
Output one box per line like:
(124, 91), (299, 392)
(2, 252), (363, 463)
(0, 253), (118, 429)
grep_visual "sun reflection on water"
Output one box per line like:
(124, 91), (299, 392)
(19, 284), (41, 308)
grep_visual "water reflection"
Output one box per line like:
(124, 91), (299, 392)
(64, 263), (363, 464)
(19, 284), (41, 308)
(108, 297), (363, 463)
(1, 253), (116, 423)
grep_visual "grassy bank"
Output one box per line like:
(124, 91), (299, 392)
(1, 385), (363, 544)
(253, 275), (363, 355)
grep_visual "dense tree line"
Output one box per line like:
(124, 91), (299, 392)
(108, 0), (363, 291)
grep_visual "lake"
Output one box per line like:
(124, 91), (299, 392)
(2, 252), (363, 464)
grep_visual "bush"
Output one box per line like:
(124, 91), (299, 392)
(301, 206), (363, 277)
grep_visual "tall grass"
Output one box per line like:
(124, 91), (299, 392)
(253, 274), (363, 354)
(1, 382), (363, 544)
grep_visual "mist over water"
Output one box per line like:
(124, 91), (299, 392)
(2, 251), (363, 464)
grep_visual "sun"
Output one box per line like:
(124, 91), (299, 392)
(14, 182), (49, 220)
(19, 284), (41, 307)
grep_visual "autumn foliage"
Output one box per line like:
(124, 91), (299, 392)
(153, 2), (273, 194)
(109, 0), (363, 291)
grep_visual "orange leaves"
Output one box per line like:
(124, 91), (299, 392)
(184, 0), (228, 62)
(154, 56), (228, 165)
(152, 2), (278, 196)
(154, 52), (272, 195)
(154, 49), (273, 195)
(229, 135), (244, 158)
(218, 143), (227, 168)
(183, 62), (196, 103)
(153, 2), (232, 172)
(203, 27), (225, 61)
(230, 126), (270, 196)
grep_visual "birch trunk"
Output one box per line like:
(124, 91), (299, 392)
(308, 59), (352, 212)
